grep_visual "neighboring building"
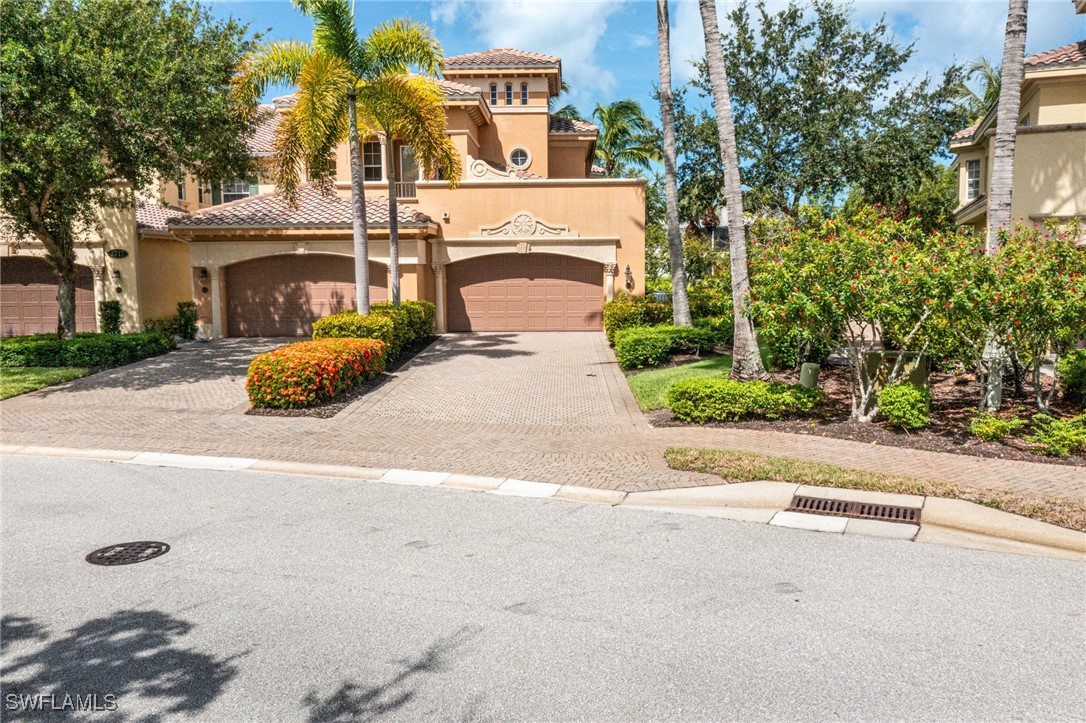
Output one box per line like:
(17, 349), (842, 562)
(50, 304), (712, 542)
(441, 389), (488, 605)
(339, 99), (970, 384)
(2, 46), (645, 337)
(170, 49), (645, 336)
(949, 35), (1086, 235)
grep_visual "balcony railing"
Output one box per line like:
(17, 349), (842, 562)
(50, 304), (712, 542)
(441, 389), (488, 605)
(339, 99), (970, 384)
(395, 181), (417, 200)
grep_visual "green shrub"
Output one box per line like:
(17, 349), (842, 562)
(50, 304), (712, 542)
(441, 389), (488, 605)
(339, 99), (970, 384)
(313, 310), (396, 351)
(0, 331), (174, 368)
(603, 294), (671, 343)
(693, 316), (734, 346)
(970, 413), (1027, 442)
(98, 300), (121, 334)
(369, 302), (414, 356)
(143, 316), (179, 336)
(1025, 414), (1086, 457)
(1058, 349), (1086, 407)
(614, 325), (715, 370)
(666, 378), (821, 423)
(760, 325), (833, 371)
(177, 301), (198, 340)
(246, 338), (386, 409)
(406, 300), (436, 336)
(877, 384), (931, 429)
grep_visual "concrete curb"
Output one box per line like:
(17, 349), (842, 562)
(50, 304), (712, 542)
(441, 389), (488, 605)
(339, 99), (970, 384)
(3, 446), (1082, 561)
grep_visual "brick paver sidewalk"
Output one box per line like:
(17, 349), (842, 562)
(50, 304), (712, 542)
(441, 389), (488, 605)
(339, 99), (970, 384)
(2, 334), (1083, 501)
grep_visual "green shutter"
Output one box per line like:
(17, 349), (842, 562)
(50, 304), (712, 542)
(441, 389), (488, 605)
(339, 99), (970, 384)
(211, 185), (221, 205)
(249, 177), (259, 196)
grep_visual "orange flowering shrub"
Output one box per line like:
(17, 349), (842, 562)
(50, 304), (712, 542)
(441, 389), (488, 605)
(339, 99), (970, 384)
(246, 338), (386, 409)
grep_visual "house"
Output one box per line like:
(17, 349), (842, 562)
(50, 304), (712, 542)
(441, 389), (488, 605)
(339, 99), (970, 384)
(1, 48), (646, 337)
(949, 34), (1086, 235)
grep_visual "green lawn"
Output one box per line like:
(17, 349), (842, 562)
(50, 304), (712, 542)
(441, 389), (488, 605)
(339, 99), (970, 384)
(1, 367), (89, 399)
(627, 355), (733, 411)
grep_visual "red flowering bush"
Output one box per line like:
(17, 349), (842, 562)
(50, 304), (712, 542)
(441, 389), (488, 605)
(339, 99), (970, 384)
(246, 338), (387, 409)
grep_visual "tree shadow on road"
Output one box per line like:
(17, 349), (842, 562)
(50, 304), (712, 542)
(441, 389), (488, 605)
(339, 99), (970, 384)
(402, 333), (535, 368)
(0, 610), (245, 720)
(301, 624), (481, 722)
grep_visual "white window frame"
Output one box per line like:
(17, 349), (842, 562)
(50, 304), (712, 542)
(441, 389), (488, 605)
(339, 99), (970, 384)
(520, 82), (529, 105)
(176, 181), (186, 201)
(508, 146), (531, 170)
(363, 141), (383, 181)
(490, 83), (498, 106)
(966, 160), (981, 201)
(221, 178), (249, 203)
(505, 83), (513, 105)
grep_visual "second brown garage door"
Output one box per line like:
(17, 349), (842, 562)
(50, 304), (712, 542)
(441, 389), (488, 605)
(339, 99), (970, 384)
(446, 253), (603, 332)
(226, 254), (387, 337)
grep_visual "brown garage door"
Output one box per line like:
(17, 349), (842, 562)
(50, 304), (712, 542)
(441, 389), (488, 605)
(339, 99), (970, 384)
(446, 253), (603, 332)
(1, 257), (97, 337)
(226, 254), (387, 337)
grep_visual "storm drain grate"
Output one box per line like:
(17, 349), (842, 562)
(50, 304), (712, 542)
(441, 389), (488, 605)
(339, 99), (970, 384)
(787, 496), (920, 525)
(85, 541), (170, 566)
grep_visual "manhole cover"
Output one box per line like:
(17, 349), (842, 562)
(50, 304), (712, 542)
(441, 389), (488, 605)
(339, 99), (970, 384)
(787, 495), (921, 525)
(85, 541), (170, 566)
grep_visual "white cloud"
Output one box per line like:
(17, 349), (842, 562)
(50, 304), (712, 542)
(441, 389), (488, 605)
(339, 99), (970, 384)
(431, 0), (467, 25)
(445, 0), (629, 101)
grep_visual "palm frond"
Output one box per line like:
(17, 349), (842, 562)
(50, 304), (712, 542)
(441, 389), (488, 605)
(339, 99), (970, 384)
(273, 108), (305, 206)
(293, 51), (352, 189)
(233, 39), (312, 115)
(299, 0), (360, 70)
(360, 19), (444, 78)
(552, 104), (585, 121)
(358, 74), (461, 187)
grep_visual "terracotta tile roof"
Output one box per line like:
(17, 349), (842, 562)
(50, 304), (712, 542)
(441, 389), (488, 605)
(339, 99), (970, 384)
(445, 48), (560, 68)
(591, 164), (606, 176)
(136, 199), (189, 231)
(169, 184), (431, 228)
(247, 105), (279, 156)
(1025, 40), (1086, 67)
(549, 116), (599, 134)
(950, 123), (979, 142)
(434, 77), (482, 97)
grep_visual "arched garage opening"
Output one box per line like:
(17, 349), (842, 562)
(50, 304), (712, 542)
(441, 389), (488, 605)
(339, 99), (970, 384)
(225, 254), (387, 337)
(1, 257), (96, 337)
(446, 253), (603, 332)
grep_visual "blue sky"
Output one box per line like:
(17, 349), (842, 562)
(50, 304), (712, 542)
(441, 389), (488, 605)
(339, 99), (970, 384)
(206, 0), (1085, 121)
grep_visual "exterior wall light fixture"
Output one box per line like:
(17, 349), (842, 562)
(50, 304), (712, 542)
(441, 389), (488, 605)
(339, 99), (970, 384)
(198, 267), (209, 284)
(625, 264), (634, 290)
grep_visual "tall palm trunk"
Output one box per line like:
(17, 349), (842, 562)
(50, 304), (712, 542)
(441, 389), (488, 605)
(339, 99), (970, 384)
(987, 0), (1028, 253)
(384, 135), (401, 306)
(347, 90), (371, 314)
(655, 0), (691, 327)
(980, 0), (1028, 412)
(698, 0), (767, 380)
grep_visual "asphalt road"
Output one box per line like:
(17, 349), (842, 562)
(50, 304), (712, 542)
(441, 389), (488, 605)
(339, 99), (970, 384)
(2, 456), (1084, 722)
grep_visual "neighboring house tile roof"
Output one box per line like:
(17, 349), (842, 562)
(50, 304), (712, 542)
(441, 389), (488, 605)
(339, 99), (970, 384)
(136, 199), (189, 231)
(950, 123), (979, 142)
(169, 184), (432, 228)
(590, 164), (606, 176)
(444, 48), (560, 68)
(1025, 40), (1086, 67)
(247, 105), (279, 156)
(549, 117), (599, 134)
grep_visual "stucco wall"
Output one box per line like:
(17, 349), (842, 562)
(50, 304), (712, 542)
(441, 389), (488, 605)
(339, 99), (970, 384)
(478, 110), (551, 177)
(137, 236), (192, 322)
(1036, 82), (1086, 125)
(548, 142), (591, 179)
(1011, 130), (1086, 219)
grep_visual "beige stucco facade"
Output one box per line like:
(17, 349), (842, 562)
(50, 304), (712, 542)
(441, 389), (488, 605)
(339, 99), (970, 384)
(950, 44), (1086, 234)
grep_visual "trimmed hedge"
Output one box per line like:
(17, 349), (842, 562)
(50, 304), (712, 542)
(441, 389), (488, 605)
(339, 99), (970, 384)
(246, 337), (386, 409)
(666, 378), (821, 423)
(614, 325), (715, 370)
(99, 301), (121, 334)
(1058, 349), (1086, 407)
(312, 300), (435, 361)
(603, 295), (671, 343)
(0, 331), (175, 368)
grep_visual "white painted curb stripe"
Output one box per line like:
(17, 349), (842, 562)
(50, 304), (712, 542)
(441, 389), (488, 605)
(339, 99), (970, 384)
(380, 469), (450, 486)
(125, 452), (257, 471)
(491, 478), (561, 498)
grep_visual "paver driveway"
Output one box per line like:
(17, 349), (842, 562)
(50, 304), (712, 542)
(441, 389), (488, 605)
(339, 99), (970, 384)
(2, 333), (1083, 498)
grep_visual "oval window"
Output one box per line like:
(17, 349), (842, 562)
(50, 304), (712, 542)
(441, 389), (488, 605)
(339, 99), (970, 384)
(510, 148), (529, 168)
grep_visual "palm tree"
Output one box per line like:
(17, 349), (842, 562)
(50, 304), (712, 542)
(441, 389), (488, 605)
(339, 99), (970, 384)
(698, 0), (767, 380)
(236, 2), (457, 313)
(655, 0), (692, 327)
(357, 27), (462, 304)
(981, 0), (1028, 412)
(591, 99), (661, 177)
(952, 56), (1002, 122)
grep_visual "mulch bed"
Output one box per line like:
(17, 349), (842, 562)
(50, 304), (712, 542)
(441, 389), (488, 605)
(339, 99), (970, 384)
(245, 336), (436, 419)
(647, 363), (1086, 467)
